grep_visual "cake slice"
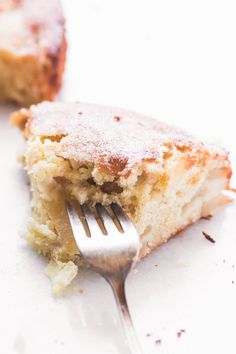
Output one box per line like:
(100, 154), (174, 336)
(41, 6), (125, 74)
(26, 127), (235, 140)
(0, 0), (66, 106)
(12, 102), (232, 294)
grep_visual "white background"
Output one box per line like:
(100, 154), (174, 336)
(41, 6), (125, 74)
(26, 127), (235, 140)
(1, 0), (236, 353)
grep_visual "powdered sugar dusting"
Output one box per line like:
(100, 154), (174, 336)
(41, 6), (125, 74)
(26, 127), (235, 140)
(26, 102), (229, 176)
(0, 0), (64, 56)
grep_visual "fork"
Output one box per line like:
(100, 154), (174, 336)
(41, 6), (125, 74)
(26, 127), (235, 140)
(66, 200), (143, 354)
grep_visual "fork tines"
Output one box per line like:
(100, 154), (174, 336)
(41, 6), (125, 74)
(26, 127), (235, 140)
(67, 201), (125, 238)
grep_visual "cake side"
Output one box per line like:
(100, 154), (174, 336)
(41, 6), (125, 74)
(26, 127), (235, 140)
(11, 102), (232, 293)
(0, 0), (66, 105)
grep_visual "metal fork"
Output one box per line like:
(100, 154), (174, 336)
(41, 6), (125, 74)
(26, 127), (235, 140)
(66, 200), (143, 354)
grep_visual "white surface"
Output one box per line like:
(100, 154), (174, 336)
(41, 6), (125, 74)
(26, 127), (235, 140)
(1, 1), (236, 353)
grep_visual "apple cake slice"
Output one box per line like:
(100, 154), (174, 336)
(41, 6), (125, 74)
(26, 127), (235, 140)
(0, 0), (66, 106)
(12, 102), (232, 294)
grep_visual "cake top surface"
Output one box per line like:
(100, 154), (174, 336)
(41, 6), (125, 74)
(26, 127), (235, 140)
(13, 101), (228, 177)
(0, 0), (65, 57)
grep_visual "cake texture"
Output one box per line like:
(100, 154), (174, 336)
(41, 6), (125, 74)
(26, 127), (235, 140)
(12, 102), (232, 294)
(0, 0), (66, 106)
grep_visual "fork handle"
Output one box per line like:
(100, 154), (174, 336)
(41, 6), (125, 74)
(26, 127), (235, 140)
(108, 278), (143, 354)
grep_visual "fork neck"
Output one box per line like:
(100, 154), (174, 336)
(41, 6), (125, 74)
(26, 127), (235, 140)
(105, 275), (143, 354)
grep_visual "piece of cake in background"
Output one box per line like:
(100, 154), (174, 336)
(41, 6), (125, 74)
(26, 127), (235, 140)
(0, 0), (66, 106)
(11, 102), (232, 294)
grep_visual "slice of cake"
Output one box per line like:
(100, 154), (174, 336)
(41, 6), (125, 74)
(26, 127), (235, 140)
(12, 102), (232, 294)
(0, 0), (66, 106)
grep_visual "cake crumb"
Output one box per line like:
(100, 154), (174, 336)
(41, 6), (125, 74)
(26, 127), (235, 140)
(177, 329), (186, 338)
(46, 260), (78, 296)
(155, 339), (162, 345)
(79, 288), (84, 294)
(114, 115), (122, 122)
(202, 231), (215, 243)
(202, 215), (212, 220)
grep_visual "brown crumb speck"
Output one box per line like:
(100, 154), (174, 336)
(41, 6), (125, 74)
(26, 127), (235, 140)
(232, 281), (234, 284)
(114, 115), (122, 122)
(202, 215), (212, 220)
(146, 333), (152, 337)
(78, 112), (83, 115)
(155, 339), (162, 344)
(177, 329), (186, 338)
(78, 288), (84, 294)
(202, 231), (215, 243)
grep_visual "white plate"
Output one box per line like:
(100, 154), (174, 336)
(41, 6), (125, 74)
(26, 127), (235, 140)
(1, 1), (236, 353)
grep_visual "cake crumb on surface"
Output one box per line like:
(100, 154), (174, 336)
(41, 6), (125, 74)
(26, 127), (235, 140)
(177, 329), (186, 338)
(202, 215), (212, 220)
(114, 115), (122, 122)
(155, 339), (162, 344)
(45, 260), (78, 296)
(202, 231), (216, 243)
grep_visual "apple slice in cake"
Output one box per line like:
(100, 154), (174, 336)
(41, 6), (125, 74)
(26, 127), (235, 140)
(12, 102), (232, 294)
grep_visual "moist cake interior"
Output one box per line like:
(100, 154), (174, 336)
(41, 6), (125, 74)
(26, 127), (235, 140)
(25, 136), (230, 261)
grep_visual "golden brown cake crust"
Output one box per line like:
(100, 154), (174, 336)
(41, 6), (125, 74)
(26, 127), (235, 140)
(0, 0), (66, 104)
(11, 102), (231, 178)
